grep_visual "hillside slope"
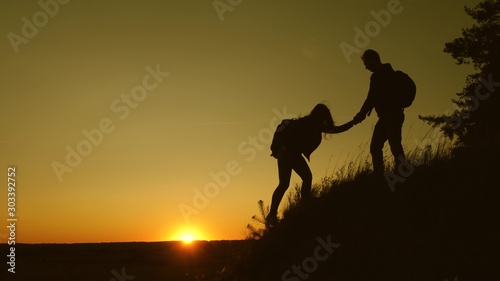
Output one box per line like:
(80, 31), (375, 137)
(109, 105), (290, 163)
(229, 145), (500, 281)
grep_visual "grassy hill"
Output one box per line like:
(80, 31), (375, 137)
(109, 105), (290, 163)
(222, 143), (500, 281)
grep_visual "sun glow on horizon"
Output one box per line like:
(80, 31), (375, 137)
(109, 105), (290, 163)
(179, 233), (195, 244)
(171, 226), (205, 244)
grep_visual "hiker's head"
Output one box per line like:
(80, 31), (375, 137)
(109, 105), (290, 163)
(361, 49), (382, 72)
(310, 103), (334, 129)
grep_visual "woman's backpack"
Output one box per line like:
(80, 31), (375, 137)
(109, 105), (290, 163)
(270, 119), (297, 158)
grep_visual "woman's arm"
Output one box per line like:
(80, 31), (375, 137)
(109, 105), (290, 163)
(323, 121), (354, 134)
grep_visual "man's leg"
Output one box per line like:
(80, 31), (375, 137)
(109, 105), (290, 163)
(370, 119), (388, 175)
(386, 112), (405, 170)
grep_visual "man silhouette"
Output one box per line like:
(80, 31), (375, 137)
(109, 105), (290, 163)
(353, 49), (406, 176)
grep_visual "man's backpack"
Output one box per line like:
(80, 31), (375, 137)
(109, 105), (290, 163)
(394, 70), (416, 108)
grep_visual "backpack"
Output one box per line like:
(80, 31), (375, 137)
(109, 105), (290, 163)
(270, 118), (297, 158)
(393, 70), (416, 108)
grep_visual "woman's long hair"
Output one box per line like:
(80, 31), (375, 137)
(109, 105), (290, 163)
(309, 103), (335, 130)
(295, 103), (335, 139)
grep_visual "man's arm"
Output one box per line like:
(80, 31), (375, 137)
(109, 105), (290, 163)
(354, 81), (376, 123)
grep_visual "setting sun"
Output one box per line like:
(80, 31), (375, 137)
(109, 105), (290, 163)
(171, 226), (206, 243)
(180, 233), (195, 244)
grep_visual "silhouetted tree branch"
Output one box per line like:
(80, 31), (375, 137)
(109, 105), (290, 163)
(420, 0), (500, 146)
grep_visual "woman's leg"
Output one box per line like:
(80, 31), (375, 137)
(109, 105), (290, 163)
(292, 155), (313, 201)
(268, 149), (293, 219)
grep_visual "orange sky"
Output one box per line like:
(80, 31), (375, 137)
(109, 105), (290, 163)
(0, 0), (479, 243)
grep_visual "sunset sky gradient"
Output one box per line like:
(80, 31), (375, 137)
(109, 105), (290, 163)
(0, 0), (480, 243)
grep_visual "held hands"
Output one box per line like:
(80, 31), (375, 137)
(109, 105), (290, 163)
(353, 112), (366, 125)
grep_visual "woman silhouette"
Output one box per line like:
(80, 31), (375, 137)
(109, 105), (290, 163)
(266, 103), (353, 226)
